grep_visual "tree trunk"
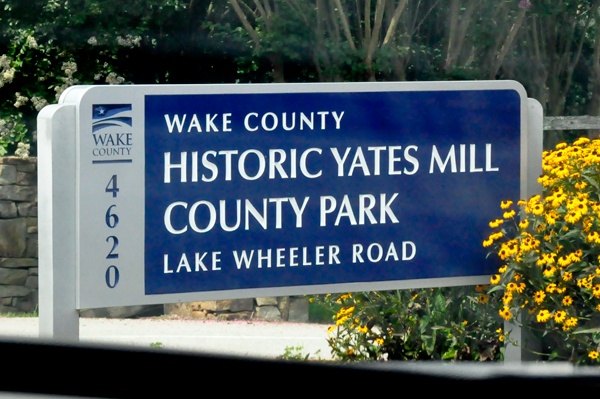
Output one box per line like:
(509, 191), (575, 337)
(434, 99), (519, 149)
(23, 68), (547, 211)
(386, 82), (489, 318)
(269, 54), (285, 83)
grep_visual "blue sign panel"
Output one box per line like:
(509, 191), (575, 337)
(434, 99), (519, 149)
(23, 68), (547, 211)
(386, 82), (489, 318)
(143, 89), (521, 295)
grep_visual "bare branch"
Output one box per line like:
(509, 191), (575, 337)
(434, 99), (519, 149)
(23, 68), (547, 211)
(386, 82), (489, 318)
(229, 0), (261, 45)
(252, 0), (268, 21)
(382, 0), (408, 47)
(489, 6), (527, 79)
(364, 0), (371, 48)
(333, 0), (357, 51)
(240, 1), (257, 19)
(366, 0), (385, 59)
(444, 0), (459, 70)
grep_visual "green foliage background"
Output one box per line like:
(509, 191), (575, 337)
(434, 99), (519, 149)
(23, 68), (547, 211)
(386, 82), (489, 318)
(1, 0), (600, 155)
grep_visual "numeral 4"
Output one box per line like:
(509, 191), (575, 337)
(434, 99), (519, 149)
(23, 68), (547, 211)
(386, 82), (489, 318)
(106, 175), (119, 198)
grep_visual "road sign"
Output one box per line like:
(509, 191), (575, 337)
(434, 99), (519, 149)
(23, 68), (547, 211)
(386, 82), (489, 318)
(40, 81), (529, 310)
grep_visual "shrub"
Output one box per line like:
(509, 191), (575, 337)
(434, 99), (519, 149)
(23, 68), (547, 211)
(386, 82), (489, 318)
(485, 137), (600, 364)
(311, 287), (504, 361)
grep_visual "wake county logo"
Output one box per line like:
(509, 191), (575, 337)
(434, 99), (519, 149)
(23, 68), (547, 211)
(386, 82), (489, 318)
(91, 104), (133, 159)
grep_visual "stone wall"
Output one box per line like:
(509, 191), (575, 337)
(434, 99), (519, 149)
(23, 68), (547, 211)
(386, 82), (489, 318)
(0, 157), (310, 321)
(0, 157), (38, 313)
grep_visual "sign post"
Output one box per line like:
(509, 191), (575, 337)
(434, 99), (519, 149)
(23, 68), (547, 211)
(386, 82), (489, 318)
(38, 81), (538, 343)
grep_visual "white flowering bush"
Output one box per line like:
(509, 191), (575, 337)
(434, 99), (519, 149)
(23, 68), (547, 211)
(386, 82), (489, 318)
(0, 24), (133, 157)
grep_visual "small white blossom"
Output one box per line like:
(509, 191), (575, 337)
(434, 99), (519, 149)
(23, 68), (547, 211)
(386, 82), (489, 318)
(55, 61), (80, 99)
(0, 55), (11, 69)
(15, 142), (30, 159)
(106, 72), (125, 85)
(88, 36), (98, 46)
(14, 92), (29, 108)
(61, 61), (77, 75)
(27, 36), (38, 49)
(31, 96), (48, 111)
(116, 34), (141, 48)
(2, 68), (14, 82)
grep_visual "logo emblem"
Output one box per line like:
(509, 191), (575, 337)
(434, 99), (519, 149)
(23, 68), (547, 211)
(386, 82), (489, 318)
(93, 104), (132, 133)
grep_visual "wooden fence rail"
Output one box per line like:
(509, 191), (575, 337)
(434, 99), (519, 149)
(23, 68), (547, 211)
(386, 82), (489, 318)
(544, 116), (600, 131)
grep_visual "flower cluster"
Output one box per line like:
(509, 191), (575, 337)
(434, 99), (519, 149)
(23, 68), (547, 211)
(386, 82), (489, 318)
(14, 92), (29, 108)
(14, 142), (30, 159)
(54, 61), (80, 100)
(0, 55), (16, 89)
(485, 137), (600, 364)
(116, 34), (142, 48)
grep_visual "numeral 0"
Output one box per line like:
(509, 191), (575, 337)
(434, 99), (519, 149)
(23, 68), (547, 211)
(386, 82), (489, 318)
(105, 205), (119, 228)
(105, 266), (119, 288)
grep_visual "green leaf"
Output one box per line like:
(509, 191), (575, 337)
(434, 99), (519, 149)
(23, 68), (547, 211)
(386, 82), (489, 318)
(582, 174), (600, 192)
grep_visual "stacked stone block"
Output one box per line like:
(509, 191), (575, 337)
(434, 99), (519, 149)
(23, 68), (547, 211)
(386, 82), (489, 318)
(164, 296), (309, 322)
(0, 157), (37, 313)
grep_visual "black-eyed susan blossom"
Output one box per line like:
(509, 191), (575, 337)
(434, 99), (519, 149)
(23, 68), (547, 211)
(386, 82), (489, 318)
(554, 310), (567, 323)
(536, 309), (551, 322)
(499, 306), (512, 320)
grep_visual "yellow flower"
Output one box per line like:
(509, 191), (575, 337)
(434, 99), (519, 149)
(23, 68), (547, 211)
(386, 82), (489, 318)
(558, 256), (571, 267)
(357, 325), (368, 333)
(491, 275), (501, 285)
(499, 265), (507, 273)
(462, 320), (468, 325)
(519, 219), (529, 229)
(501, 201), (513, 209)
(503, 210), (516, 219)
(537, 309), (551, 322)
(531, 204), (544, 215)
(499, 306), (512, 320)
(534, 291), (546, 304)
(563, 296), (573, 306)
(374, 338), (384, 345)
(563, 272), (573, 281)
(506, 282), (517, 292)
(543, 266), (556, 277)
(496, 328), (502, 333)
(327, 326), (336, 334)
(499, 335), (505, 342)
(478, 294), (489, 304)
(589, 351), (599, 360)
(565, 210), (582, 223)
(563, 317), (578, 330)
(554, 310), (567, 323)
(489, 219), (505, 228)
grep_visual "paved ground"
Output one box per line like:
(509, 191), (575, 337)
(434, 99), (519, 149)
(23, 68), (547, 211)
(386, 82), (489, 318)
(0, 317), (333, 359)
